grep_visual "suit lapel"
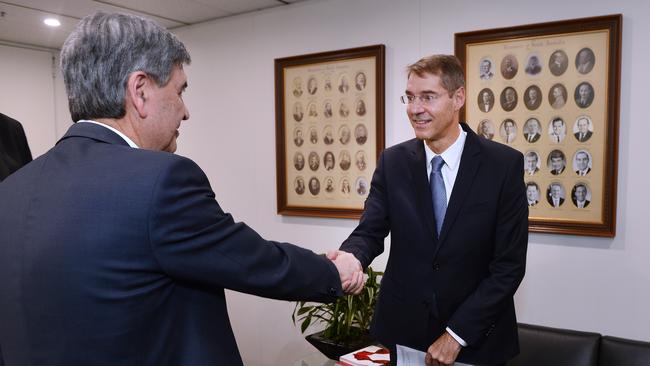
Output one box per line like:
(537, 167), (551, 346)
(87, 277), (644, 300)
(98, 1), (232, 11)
(436, 123), (481, 253)
(406, 140), (436, 241)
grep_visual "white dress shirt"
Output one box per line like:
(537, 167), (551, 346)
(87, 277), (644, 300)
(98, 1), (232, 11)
(424, 124), (468, 347)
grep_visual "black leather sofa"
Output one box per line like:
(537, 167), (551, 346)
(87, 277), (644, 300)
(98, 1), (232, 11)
(508, 323), (650, 366)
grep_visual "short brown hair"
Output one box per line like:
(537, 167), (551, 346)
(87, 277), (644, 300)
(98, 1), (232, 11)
(406, 55), (465, 95)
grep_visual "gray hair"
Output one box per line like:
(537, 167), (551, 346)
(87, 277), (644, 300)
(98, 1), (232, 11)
(60, 12), (191, 122)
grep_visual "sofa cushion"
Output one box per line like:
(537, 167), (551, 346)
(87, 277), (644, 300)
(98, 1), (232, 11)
(508, 323), (600, 366)
(599, 335), (650, 366)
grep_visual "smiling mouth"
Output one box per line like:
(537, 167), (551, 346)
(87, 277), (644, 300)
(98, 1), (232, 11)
(412, 118), (432, 126)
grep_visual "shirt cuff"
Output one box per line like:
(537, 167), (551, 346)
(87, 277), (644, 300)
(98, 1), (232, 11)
(446, 327), (468, 347)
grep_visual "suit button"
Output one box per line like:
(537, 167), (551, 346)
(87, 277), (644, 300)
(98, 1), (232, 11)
(328, 287), (337, 295)
(433, 263), (440, 271)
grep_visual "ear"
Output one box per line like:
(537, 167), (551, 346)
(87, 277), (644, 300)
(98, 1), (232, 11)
(453, 86), (466, 111)
(125, 71), (150, 119)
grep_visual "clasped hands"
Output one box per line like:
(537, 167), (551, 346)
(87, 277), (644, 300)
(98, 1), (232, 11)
(327, 250), (364, 295)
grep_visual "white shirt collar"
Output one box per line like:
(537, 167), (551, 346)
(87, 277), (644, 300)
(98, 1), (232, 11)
(77, 120), (139, 148)
(424, 124), (466, 171)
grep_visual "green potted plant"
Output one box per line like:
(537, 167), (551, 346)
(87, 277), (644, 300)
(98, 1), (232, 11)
(292, 266), (382, 360)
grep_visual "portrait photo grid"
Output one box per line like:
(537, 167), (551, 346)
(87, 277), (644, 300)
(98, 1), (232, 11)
(465, 30), (609, 223)
(283, 57), (377, 209)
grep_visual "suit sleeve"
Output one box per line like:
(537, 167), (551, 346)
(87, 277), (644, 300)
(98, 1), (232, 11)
(447, 152), (528, 346)
(340, 151), (390, 268)
(14, 122), (32, 165)
(147, 156), (343, 302)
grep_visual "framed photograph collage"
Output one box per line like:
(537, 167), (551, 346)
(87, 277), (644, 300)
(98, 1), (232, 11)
(275, 45), (385, 218)
(456, 15), (621, 236)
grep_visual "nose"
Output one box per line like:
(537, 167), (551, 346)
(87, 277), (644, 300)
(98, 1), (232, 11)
(183, 104), (190, 120)
(408, 101), (425, 114)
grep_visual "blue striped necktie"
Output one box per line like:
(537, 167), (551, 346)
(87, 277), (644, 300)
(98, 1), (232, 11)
(430, 156), (447, 236)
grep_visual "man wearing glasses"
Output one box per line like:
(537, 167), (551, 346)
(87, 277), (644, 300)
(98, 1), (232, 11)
(331, 55), (528, 366)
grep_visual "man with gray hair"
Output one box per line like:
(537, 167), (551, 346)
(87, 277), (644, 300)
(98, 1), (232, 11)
(0, 12), (362, 366)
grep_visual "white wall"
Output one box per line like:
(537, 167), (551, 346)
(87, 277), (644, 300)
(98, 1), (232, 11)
(0, 44), (71, 156)
(172, 0), (650, 364)
(2, 0), (648, 364)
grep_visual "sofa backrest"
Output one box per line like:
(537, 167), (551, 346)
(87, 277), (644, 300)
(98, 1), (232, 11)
(508, 323), (600, 366)
(599, 335), (650, 366)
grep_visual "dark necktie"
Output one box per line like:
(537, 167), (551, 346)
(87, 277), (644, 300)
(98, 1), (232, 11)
(430, 156), (447, 236)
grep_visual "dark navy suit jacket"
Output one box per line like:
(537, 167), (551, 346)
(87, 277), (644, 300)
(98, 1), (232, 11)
(0, 122), (342, 366)
(0, 113), (32, 181)
(341, 123), (528, 365)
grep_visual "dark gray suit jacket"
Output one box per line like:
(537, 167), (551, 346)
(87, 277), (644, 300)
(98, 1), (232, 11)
(0, 122), (342, 366)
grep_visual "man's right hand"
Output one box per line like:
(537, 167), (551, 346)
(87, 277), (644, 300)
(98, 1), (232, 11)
(327, 250), (364, 295)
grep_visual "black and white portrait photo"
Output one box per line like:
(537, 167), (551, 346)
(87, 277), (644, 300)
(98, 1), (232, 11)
(548, 49), (569, 76)
(323, 125), (334, 145)
(546, 182), (566, 208)
(293, 152), (305, 171)
(573, 115), (594, 142)
(548, 117), (566, 143)
(573, 150), (593, 176)
(479, 58), (494, 80)
(354, 123), (368, 145)
(355, 150), (367, 171)
(575, 47), (596, 74)
(575, 82), (594, 108)
(292, 77), (303, 97)
(548, 83), (567, 109)
(477, 88), (495, 113)
(477, 119), (495, 140)
(500, 54), (518, 79)
(323, 151), (335, 171)
(293, 127), (304, 147)
(526, 182), (540, 207)
(523, 118), (542, 143)
(500, 118), (517, 144)
(339, 150), (351, 171)
(547, 149), (566, 175)
(308, 176), (320, 196)
(292, 101), (304, 122)
(500, 87), (518, 112)
(355, 71), (367, 91)
(524, 85), (542, 110)
(309, 127), (318, 144)
(307, 76), (318, 95)
(571, 183), (592, 208)
(356, 177), (368, 196)
(524, 150), (541, 176)
(308, 151), (320, 171)
(524, 54), (542, 76)
(294, 176), (305, 195)
(339, 124), (351, 145)
(338, 73), (350, 94)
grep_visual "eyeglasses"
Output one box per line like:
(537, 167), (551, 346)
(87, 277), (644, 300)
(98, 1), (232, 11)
(399, 94), (439, 105)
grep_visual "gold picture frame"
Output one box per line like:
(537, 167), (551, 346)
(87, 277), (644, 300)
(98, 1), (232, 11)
(275, 45), (385, 218)
(455, 15), (621, 237)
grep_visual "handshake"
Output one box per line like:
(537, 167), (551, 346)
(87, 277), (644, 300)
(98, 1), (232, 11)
(328, 250), (365, 295)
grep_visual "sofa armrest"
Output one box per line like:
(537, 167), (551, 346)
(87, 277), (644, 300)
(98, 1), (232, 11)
(508, 323), (600, 366)
(599, 335), (650, 366)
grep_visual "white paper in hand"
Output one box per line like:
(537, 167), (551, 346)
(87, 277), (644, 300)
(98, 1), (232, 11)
(395, 344), (473, 366)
